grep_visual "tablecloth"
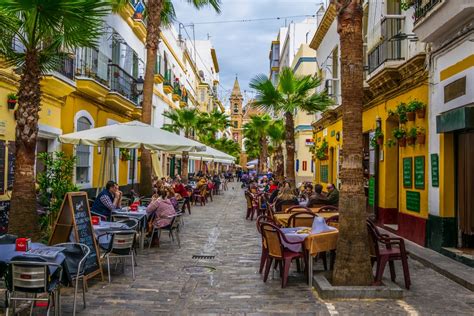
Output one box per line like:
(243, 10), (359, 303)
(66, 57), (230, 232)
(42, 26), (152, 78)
(274, 212), (338, 227)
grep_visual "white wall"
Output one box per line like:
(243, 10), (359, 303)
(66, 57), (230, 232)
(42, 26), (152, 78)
(428, 34), (474, 216)
(280, 18), (317, 70)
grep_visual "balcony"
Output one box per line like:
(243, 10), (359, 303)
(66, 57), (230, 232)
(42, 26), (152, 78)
(108, 64), (139, 103)
(172, 82), (182, 102)
(367, 17), (406, 74)
(163, 70), (173, 94)
(75, 47), (110, 98)
(41, 55), (77, 98)
(413, 0), (474, 43)
(154, 55), (164, 84)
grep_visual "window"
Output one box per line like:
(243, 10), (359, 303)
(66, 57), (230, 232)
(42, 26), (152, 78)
(302, 161), (307, 171)
(76, 117), (92, 183)
(128, 149), (136, 181)
(233, 121), (238, 128)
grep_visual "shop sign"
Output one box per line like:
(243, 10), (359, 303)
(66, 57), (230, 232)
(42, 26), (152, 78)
(430, 153), (439, 187)
(368, 177), (375, 206)
(403, 157), (412, 188)
(406, 191), (420, 213)
(305, 139), (314, 146)
(414, 156), (425, 189)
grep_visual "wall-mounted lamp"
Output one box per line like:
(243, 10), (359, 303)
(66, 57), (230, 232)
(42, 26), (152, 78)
(135, 76), (144, 95)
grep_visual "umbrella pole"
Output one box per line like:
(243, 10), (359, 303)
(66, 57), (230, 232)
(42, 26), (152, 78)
(131, 149), (136, 189)
(112, 140), (117, 182)
(96, 142), (107, 196)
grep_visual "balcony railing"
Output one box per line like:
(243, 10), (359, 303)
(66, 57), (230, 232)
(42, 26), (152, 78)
(270, 59), (279, 69)
(367, 17), (406, 74)
(55, 55), (75, 80)
(108, 63), (139, 104)
(75, 47), (110, 87)
(414, 0), (442, 24)
(164, 69), (172, 86)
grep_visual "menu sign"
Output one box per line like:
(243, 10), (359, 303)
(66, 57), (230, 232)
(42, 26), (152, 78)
(49, 192), (102, 281)
(406, 191), (421, 213)
(414, 156), (425, 189)
(368, 177), (375, 206)
(431, 154), (439, 187)
(403, 157), (412, 188)
(7, 142), (15, 190)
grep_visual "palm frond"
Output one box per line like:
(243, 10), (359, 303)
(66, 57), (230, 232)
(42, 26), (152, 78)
(186, 0), (222, 13)
(249, 74), (281, 111)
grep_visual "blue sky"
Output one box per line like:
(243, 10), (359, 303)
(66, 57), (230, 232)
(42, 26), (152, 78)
(173, 0), (324, 106)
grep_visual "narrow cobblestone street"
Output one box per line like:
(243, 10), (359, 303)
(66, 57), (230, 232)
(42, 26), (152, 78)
(57, 183), (474, 315)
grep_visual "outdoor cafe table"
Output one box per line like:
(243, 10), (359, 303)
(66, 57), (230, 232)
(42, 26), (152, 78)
(113, 207), (148, 250)
(0, 243), (68, 282)
(273, 212), (339, 227)
(281, 228), (338, 287)
(93, 221), (135, 249)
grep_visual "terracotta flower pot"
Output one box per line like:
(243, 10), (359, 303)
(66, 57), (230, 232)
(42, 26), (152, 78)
(407, 136), (416, 146)
(398, 137), (407, 147)
(417, 134), (426, 144)
(416, 108), (426, 119)
(7, 100), (16, 110)
(407, 111), (416, 121)
(376, 136), (384, 145)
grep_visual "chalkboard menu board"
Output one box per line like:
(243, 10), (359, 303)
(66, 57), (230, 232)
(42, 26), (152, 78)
(431, 154), (439, 187)
(403, 157), (412, 188)
(414, 156), (425, 189)
(0, 141), (5, 194)
(7, 142), (15, 190)
(406, 191), (420, 213)
(0, 200), (10, 234)
(49, 192), (102, 281)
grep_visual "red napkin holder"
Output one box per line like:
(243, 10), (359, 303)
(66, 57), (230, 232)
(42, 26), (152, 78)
(130, 203), (138, 212)
(91, 216), (101, 225)
(15, 238), (31, 252)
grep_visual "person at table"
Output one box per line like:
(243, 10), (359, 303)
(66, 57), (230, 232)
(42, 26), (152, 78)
(146, 190), (177, 242)
(274, 187), (299, 213)
(212, 174), (221, 190)
(326, 183), (339, 206)
(267, 179), (278, 194)
(307, 184), (328, 207)
(91, 180), (122, 219)
(174, 179), (191, 214)
(302, 183), (313, 200)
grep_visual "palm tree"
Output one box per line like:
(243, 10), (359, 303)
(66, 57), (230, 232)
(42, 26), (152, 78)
(250, 67), (332, 187)
(267, 119), (285, 181)
(331, 0), (373, 286)
(162, 108), (201, 178)
(243, 114), (272, 174)
(200, 109), (230, 138)
(0, 0), (110, 240)
(138, 0), (221, 195)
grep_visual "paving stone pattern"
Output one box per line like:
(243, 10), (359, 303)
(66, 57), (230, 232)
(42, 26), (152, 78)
(5, 183), (474, 315)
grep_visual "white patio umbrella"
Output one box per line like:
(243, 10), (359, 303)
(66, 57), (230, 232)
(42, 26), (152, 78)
(171, 145), (236, 164)
(59, 121), (206, 193)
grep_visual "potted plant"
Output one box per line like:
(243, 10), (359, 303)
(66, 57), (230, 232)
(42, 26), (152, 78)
(386, 138), (397, 148)
(394, 102), (408, 123)
(370, 129), (384, 147)
(393, 127), (407, 147)
(315, 139), (329, 160)
(417, 127), (426, 144)
(407, 100), (427, 119)
(406, 101), (420, 121)
(407, 127), (417, 145)
(120, 148), (131, 161)
(7, 93), (17, 110)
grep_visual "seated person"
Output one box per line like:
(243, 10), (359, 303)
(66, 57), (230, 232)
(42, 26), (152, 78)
(302, 183), (313, 200)
(146, 189), (177, 229)
(326, 183), (339, 206)
(307, 184), (328, 207)
(274, 187), (299, 213)
(91, 180), (122, 219)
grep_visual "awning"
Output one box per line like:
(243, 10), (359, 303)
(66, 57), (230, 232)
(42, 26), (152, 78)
(436, 105), (474, 133)
(59, 120), (206, 152)
(170, 145), (236, 164)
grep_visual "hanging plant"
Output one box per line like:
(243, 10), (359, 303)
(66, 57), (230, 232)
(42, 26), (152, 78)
(7, 93), (17, 110)
(315, 139), (329, 160)
(370, 129), (384, 148)
(393, 127), (407, 147)
(394, 102), (408, 123)
(120, 148), (132, 161)
(407, 99), (427, 119)
(417, 126), (426, 144)
(407, 127), (417, 145)
(386, 138), (397, 148)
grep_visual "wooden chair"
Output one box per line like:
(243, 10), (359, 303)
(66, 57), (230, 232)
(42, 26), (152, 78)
(367, 219), (411, 289)
(256, 215), (276, 274)
(260, 222), (304, 288)
(318, 205), (338, 213)
(288, 211), (316, 228)
(192, 188), (206, 206)
(285, 205), (313, 214)
(244, 191), (258, 220)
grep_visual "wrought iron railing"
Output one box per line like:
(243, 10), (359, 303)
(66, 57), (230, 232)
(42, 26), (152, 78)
(108, 63), (139, 104)
(55, 55), (75, 80)
(164, 69), (172, 86)
(367, 17), (406, 74)
(414, 0), (442, 24)
(75, 47), (110, 87)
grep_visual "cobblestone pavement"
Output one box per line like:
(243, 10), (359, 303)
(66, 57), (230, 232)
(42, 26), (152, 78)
(14, 183), (474, 315)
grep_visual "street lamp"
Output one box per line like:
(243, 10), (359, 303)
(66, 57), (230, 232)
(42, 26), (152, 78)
(136, 76), (144, 95)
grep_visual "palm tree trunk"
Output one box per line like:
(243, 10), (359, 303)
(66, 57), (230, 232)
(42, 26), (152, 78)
(140, 0), (163, 196)
(8, 50), (42, 240)
(284, 112), (296, 187)
(332, 0), (373, 286)
(259, 137), (268, 174)
(181, 151), (189, 179)
(274, 145), (285, 182)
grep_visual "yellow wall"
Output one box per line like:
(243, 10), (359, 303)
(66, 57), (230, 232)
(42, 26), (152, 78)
(363, 84), (429, 219)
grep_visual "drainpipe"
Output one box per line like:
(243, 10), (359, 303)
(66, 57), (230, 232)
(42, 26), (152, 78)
(374, 117), (381, 220)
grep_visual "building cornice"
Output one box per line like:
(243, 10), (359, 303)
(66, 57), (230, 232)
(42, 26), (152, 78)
(309, 4), (337, 51)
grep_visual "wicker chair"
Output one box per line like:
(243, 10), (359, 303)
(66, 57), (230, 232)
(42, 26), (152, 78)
(288, 211), (316, 228)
